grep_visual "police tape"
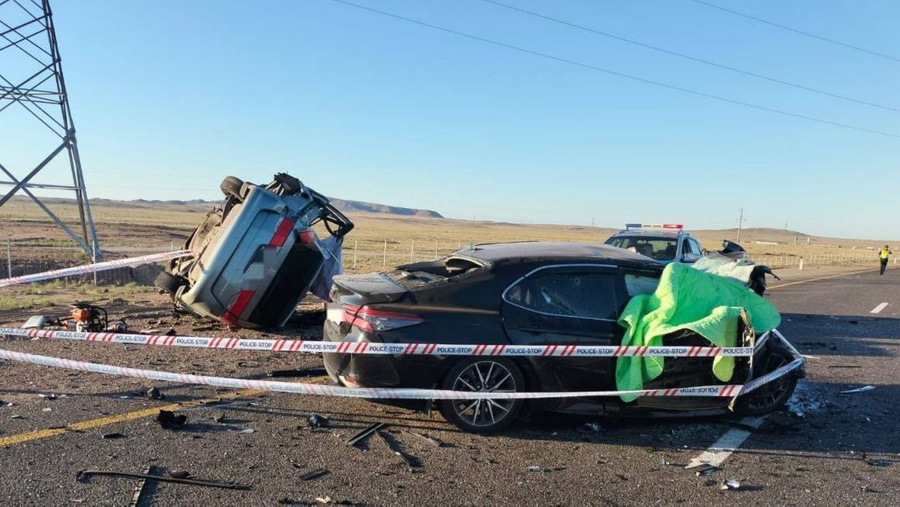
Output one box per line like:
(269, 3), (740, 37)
(0, 328), (756, 358)
(0, 250), (191, 288)
(0, 347), (745, 400)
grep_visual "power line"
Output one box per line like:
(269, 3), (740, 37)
(484, 0), (900, 113)
(690, 0), (900, 64)
(325, 0), (900, 139)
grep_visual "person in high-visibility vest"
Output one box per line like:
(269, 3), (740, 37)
(879, 245), (892, 275)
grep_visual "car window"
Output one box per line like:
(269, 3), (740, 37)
(606, 237), (678, 261)
(689, 238), (703, 254)
(682, 238), (698, 256)
(504, 270), (619, 320)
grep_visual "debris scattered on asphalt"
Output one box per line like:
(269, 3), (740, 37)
(404, 430), (442, 447)
(308, 414), (329, 429)
(866, 459), (892, 467)
(101, 432), (125, 439)
(301, 468), (330, 481)
(214, 412), (227, 423)
(659, 458), (670, 466)
(146, 387), (163, 400)
(316, 496), (332, 504)
(239, 428), (255, 434)
(721, 478), (741, 490)
(528, 466), (544, 472)
(10, 414), (23, 419)
(130, 466), (157, 507)
(156, 410), (187, 430)
(347, 422), (386, 447)
(169, 470), (191, 479)
(377, 431), (422, 470)
(76, 470), (251, 490)
(695, 465), (722, 476)
(42, 407), (52, 412)
(38, 394), (57, 400)
(578, 422), (601, 433)
(840, 385), (876, 394)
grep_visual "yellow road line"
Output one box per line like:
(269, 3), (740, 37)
(0, 389), (263, 447)
(767, 267), (879, 291)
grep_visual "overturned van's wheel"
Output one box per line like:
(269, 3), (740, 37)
(735, 350), (798, 417)
(154, 271), (187, 296)
(438, 358), (524, 433)
(220, 176), (244, 201)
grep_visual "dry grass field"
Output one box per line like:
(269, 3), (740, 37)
(0, 197), (895, 276)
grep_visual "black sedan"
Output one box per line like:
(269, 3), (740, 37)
(323, 242), (802, 433)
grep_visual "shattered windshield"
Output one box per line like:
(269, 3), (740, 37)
(606, 237), (678, 261)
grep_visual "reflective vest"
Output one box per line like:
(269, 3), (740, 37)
(881, 249), (891, 259)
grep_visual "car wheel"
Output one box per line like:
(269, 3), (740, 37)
(438, 358), (525, 433)
(735, 350), (798, 417)
(220, 176), (244, 201)
(154, 271), (187, 296)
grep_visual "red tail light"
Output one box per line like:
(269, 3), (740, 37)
(269, 218), (295, 247)
(298, 229), (317, 245)
(223, 289), (255, 325)
(342, 304), (423, 333)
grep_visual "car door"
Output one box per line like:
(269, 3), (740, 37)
(500, 264), (626, 391)
(681, 237), (702, 263)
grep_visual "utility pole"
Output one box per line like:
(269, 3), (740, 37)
(736, 208), (744, 243)
(784, 222), (788, 243)
(0, 0), (101, 260)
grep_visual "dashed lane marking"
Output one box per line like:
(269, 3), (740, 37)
(686, 416), (766, 469)
(870, 302), (889, 314)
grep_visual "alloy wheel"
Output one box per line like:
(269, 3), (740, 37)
(450, 360), (518, 428)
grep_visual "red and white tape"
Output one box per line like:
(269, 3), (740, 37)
(0, 328), (756, 358)
(0, 348), (744, 400)
(0, 250), (190, 288)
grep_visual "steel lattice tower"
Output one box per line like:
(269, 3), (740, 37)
(0, 0), (100, 260)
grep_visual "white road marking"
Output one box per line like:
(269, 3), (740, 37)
(686, 416), (766, 469)
(870, 302), (889, 314)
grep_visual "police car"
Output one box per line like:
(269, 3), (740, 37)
(604, 224), (704, 264)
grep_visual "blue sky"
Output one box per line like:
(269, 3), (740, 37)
(4, 1), (900, 239)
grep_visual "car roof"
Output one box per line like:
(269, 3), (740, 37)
(456, 241), (659, 268)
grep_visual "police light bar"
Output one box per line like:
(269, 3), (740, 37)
(625, 223), (683, 230)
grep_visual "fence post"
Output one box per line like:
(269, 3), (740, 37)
(410, 240), (415, 263)
(353, 239), (358, 269)
(6, 239), (11, 278)
(434, 239), (438, 260)
(798, 257), (803, 271)
(383, 240), (387, 267)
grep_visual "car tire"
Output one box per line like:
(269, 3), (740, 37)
(154, 271), (187, 296)
(438, 357), (525, 433)
(734, 350), (798, 417)
(220, 176), (244, 201)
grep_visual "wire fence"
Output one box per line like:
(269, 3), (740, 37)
(3, 238), (895, 287)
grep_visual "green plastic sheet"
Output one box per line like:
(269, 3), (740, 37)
(616, 262), (781, 401)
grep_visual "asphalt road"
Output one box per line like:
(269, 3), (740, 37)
(0, 268), (897, 505)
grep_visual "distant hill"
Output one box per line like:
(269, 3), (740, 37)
(328, 198), (443, 218)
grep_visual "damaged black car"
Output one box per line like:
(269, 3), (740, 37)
(324, 242), (803, 433)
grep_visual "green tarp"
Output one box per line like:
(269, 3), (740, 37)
(616, 262), (781, 401)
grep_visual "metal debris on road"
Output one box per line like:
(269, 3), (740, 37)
(146, 387), (163, 400)
(404, 430), (442, 447)
(840, 385), (876, 394)
(76, 470), (251, 490)
(377, 431), (421, 470)
(722, 478), (741, 490)
(38, 394), (57, 400)
(347, 422), (386, 447)
(156, 410), (187, 430)
(238, 428), (255, 434)
(695, 465), (723, 476)
(169, 470), (191, 479)
(101, 432), (125, 439)
(578, 422), (601, 433)
(129, 466), (157, 507)
(308, 414), (329, 429)
(301, 469), (330, 481)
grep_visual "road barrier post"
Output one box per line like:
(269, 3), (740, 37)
(410, 240), (415, 263)
(799, 257), (803, 271)
(6, 239), (10, 278)
(353, 239), (358, 269)
(383, 240), (387, 267)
